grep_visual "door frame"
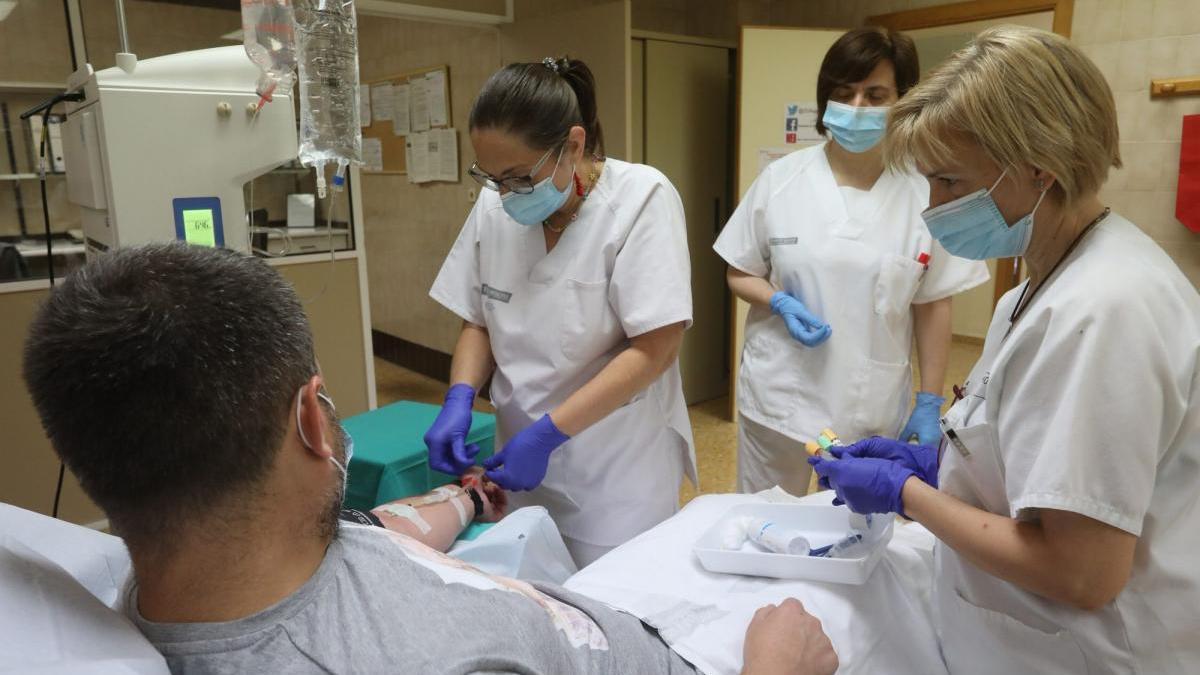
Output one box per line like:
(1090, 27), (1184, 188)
(866, 0), (1075, 308)
(631, 29), (738, 50)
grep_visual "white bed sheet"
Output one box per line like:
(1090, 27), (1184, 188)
(564, 491), (946, 674)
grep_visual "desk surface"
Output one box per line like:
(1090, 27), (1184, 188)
(13, 242), (86, 258)
(251, 226), (351, 240)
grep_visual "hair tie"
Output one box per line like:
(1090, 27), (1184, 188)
(542, 57), (560, 73)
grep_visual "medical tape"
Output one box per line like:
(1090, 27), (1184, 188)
(376, 503), (432, 534)
(448, 492), (469, 527)
(416, 486), (456, 506)
(428, 486), (469, 526)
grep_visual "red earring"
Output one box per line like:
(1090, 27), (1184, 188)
(573, 172), (584, 197)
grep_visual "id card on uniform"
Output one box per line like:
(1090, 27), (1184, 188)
(939, 412), (971, 458)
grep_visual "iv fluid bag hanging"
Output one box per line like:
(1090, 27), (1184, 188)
(242, 0), (297, 104)
(296, 0), (363, 196)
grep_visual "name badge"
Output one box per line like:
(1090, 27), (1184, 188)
(769, 237), (799, 246)
(944, 427), (971, 458)
(481, 284), (512, 303)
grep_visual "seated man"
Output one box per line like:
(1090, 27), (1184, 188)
(22, 242), (837, 675)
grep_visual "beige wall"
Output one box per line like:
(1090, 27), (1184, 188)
(0, 0), (74, 83)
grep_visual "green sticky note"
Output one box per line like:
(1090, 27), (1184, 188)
(182, 209), (216, 247)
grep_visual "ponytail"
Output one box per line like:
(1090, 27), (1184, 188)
(469, 56), (605, 157)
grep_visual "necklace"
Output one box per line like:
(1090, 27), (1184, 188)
(1005, 206), (1110, 338)
(544, 156), (604, 233)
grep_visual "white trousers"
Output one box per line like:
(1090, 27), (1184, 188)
(736, 415), (814, 497)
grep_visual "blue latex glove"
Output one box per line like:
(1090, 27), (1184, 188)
(898, 391), (946, 447)
(833, 436), (939, 488)
(808, 455), (916, 516)
(770, 291), (831, 347)
(483, 414), (570, 491)
(424, 384), (479, 475)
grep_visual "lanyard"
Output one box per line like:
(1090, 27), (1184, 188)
(1004, 207), (1110, 340)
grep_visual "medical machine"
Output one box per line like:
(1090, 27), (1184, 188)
(60, 46), (297, 255)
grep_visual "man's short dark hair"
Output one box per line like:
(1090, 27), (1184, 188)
(815, 27), (920, 136)
(23, 243), (315, 544)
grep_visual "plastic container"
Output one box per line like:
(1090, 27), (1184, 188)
(241, 0), (297, 104)
(695, 503), (893, 584)
(295, 0), (362, 196)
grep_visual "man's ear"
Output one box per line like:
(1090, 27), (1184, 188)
(296, 375), (332, 460)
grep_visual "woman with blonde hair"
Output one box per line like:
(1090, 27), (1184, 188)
(809, 26), (1200, 673)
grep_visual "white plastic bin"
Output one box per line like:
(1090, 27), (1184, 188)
(694, 503), (893, 585)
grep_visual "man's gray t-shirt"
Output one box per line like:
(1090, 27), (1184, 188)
(125, 524), (695, 674)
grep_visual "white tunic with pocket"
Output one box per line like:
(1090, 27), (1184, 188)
(934, 213), (1200, 673)
(431, 158), (697, 548)
(714, 143), (989, 447)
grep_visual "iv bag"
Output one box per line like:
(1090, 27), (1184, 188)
(296, 0), (363, 196)
(242, 0), (297, 104)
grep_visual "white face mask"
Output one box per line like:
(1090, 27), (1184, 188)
(295, 387), (352, 489)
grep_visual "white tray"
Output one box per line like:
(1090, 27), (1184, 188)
(693, 503), (893, 585)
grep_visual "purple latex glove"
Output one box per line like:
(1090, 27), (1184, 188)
(808, 455), (916, 516)
(833, 436), (940, 488)
(770, 291), (831, 347)
(483, 414), (570, 491)
(424, 384), (480, 475)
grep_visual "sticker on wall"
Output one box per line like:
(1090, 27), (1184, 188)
(784, 102), (822, 144)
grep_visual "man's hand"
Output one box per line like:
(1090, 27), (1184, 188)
(741, 599), (837, 675)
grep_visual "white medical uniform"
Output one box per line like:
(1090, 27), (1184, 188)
(430, 158), (698, 564)
(935, 213), (1200, 673)
(714, 143), (988, 494)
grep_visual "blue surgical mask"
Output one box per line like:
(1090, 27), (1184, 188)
(822, 100), (888, 153)
(921, 168), (1049, 260)
(500, 145), (572, 226)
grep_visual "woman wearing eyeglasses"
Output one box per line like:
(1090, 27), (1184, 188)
(426, 57), (696, 566)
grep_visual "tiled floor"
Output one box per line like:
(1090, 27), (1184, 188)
(373, 337), (984, 507)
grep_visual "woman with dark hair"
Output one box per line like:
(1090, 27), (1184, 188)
(714, 27), (989, 496)
(425, 57), (696, 566)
